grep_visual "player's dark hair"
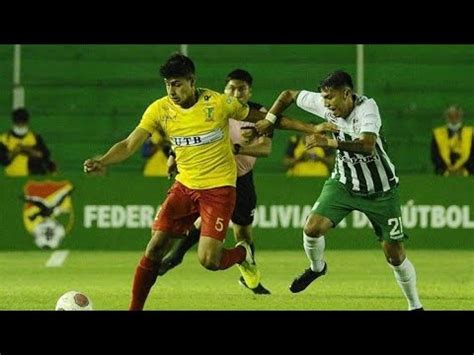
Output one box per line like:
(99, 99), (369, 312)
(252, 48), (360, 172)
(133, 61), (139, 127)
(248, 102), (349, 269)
(319, 70), (354, 91)
(225, 69), (253, 87)
(159, 53), (195, 79)
(12, 108), (29, 123)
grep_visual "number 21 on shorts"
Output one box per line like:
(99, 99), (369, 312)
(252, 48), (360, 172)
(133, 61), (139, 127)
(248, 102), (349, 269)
(388, 217), (404, 239)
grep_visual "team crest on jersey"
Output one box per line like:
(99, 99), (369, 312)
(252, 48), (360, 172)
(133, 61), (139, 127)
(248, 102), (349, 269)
(21, 180), (75, 249)
(204, 107), (215, 121)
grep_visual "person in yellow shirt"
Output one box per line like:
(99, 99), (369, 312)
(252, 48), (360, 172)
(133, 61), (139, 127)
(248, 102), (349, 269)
(284, 134), (335, 176)
(84, 53), (334, 310)
(431, 105), (473, 176)
(0, 108), (57, 176)
(157, 69), (273, 294)
(141, 130), (172, 176)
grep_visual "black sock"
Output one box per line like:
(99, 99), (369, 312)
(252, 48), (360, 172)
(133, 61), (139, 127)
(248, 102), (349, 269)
(173, 227), (200, 259)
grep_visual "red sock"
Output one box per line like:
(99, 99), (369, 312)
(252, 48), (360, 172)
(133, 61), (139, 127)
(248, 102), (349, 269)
(129, 255), (160, 311)
(218, 246), (246, 270)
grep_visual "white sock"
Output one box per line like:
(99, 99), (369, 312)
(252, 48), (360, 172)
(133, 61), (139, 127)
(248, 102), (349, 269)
(303, 232), (325, 272)
(390, 258), (423, 310)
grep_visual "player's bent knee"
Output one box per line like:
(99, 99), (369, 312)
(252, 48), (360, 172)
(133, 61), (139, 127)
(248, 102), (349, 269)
(198, 255), (219, 271)
(304, 214), (332, 237)
(303, 226), (322, 238)
(303, 223), (326, 238)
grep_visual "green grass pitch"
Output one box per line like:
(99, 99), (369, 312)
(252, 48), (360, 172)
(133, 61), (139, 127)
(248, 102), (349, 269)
(0, 250), (472, 310)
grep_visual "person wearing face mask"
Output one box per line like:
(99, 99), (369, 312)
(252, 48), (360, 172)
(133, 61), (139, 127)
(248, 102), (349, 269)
(0, 108), (57, 176)
(431, 105), (474, 176)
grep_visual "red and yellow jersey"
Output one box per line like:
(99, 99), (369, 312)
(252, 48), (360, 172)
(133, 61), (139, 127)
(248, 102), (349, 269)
(138, 88), (249, 189)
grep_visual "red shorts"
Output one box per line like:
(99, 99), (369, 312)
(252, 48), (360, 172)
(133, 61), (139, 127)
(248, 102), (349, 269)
(153, 181), (236, 241)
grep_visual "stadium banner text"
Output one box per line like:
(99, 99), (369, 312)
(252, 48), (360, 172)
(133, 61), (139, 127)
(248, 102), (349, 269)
(0, 175), (472, 250)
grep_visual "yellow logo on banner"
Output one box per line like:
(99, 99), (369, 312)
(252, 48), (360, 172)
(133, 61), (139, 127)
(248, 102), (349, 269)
(22, 180), (75, 249)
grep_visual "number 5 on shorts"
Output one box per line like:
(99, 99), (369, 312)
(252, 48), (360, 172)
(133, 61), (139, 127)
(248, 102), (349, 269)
(215, 217), (224, 232)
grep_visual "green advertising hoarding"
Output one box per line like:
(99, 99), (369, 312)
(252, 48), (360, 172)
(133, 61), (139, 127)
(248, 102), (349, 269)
(0, 174), (472, 250)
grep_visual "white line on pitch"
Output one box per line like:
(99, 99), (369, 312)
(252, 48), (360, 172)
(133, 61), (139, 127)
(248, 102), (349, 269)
(45, 250), (70, 267)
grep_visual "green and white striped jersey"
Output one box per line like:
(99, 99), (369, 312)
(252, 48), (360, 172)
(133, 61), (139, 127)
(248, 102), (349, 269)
(296, 90), (398, 195)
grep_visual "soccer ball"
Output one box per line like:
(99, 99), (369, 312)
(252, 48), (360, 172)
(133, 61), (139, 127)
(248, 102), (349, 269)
(55, 291), (93, 310)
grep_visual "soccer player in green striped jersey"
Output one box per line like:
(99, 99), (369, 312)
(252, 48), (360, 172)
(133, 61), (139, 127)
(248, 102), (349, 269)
(257, 70), (423, 310)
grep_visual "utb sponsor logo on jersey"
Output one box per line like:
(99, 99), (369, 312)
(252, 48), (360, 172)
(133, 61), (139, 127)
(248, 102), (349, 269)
(22, 180), (75, 249)
(170, 128), (224, 147)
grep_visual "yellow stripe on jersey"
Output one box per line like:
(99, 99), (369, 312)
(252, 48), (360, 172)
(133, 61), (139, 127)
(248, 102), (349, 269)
(138, 88), (250, 189)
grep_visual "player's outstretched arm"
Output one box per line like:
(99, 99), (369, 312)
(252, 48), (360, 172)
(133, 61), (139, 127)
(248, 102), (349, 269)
(243, 106), (266, 123)
(243, 93), (337, 136)
(254, 90), (301, 133)
(269, 90), (300, 115)
(246, 107), (337, 136)
(244, 90), (299, 128)
(233, 136), (272, 157)
(276, 117), (337, 135)
(306, 132), (376, 155)
(254, 90), (338, 135)
(84, 127), (150, 173)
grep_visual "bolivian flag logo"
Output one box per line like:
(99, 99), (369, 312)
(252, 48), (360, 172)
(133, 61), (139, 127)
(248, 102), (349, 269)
(21, 180), (74, 249)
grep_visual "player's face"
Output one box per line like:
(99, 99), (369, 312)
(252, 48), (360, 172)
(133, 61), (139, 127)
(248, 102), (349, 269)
(224, 79), (251, 104)
(321, 87), (353, 118)
(165, 77), (196, 107)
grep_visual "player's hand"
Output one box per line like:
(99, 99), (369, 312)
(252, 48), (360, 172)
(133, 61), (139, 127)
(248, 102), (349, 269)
(305, 134), (329, 149)
(255, 119), (273, 135)
(83, 159), (104, 174)
(313, 122), (338, 134)
(240, 127), (257, 144)
(167, 155), (177, 180)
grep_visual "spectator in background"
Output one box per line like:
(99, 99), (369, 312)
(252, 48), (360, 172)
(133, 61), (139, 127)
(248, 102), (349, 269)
(431, 105), (474, 176)
(283, 133), (335, 176)
(141, 130), (172, 176)
(0, 108), (57, 176)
